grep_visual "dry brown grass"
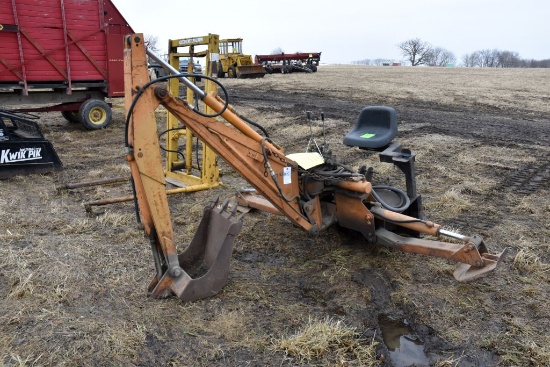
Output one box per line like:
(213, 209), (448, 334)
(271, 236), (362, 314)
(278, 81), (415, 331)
(224, 65), (550, 116)
(1, 65), (549, 366)
(481, 316), (550, 366)
(435, 354), (464, 367)
(272, 316), (379, 366)
(514, 248), (549, 275)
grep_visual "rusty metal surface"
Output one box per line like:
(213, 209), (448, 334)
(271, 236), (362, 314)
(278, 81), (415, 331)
(375, 228), (506, 281)
(64, 176), (129, 190)
(453, 249), (508, 282)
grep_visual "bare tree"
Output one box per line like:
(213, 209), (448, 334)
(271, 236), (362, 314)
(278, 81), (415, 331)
(425, 47), (440, 66)
(271, 47), (284, 55)
(143, 34), (161, 65)
(479, 49), (499, 67)
(352, 59), (372, 65)
(425, 47), (456, 66)
(398, 38), (432, 66)
(461, 53), (471, 67)
(462, 51), (482, 67)
(441, 50), (457, 66)
(144, 34), (160, 53)
(498, 50), (521, 67)
(462, 50), (497, 67)
(463, 49), (549, 68)
(528, 59), (550, 68)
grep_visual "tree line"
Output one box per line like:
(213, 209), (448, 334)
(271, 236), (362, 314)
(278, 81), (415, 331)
(461, 49), (550, 68)
(352, 38), (550, 68)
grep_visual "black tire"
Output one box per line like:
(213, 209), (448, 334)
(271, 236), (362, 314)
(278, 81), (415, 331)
(228, 66), (237, 78)
(217, 61), (225, 78)
(61, 110), (80, 123)
(265, 66), (273, 74)
(311, 64), (318, 72)
(78, 99), (112, 130)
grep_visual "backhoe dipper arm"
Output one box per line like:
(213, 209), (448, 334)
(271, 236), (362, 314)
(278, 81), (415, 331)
(124, 35), (183, 296)
(125, 35), (247, 301)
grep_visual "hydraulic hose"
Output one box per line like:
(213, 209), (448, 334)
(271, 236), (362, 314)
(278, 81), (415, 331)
(237, 112), (269, 137)
(371, 185), (411, 213)
(124, 73), (229, 147)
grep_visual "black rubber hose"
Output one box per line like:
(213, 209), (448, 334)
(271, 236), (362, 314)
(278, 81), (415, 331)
(124, 73), (229, 147)
(157, 127), (186, 162)
(238, 113), (269, 137)
(371, 185), (411, 212)
(129, 176), (141, 224)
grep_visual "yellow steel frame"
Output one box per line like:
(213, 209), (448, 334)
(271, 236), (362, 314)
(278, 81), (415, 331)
(166, 34), (221, 191)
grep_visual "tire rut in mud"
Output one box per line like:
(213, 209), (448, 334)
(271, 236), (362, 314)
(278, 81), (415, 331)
(505, 157), (550, 195)
(440, 159), (550, 235)
(229, 87), (549, 148)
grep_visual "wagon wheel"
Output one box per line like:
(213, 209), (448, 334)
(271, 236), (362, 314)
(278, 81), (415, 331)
(61, 110), (80, 123)
(78, 99), (112, 130)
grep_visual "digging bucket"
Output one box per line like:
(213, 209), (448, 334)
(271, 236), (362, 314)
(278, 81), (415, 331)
(148, 198), (243, 302)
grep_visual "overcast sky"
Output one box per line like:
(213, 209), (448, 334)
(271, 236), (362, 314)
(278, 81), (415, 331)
(113, 0), (549, 64)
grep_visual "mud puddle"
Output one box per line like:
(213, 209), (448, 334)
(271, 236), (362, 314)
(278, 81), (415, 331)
(379, 314), (430, 367)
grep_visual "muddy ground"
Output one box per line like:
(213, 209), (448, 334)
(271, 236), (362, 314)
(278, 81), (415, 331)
(1, 66), (549, 366)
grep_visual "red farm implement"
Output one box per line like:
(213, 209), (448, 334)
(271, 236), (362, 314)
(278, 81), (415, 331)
(0, 0), (133, 130)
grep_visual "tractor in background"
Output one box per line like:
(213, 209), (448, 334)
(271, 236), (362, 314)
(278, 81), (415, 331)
(217, 38), (265, 79)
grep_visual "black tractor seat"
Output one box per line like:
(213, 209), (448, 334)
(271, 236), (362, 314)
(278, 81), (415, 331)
(343, 106), (398, 150)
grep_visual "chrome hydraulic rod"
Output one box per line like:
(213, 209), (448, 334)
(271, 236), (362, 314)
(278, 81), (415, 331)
(145, 49), (205, 98)
(439, 229), (468, 241)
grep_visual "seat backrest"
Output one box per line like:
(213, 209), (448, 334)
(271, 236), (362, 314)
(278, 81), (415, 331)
(343, 106), (398, 150)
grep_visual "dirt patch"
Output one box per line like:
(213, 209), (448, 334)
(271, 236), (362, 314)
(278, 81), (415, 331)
(1, 66), (549, 366)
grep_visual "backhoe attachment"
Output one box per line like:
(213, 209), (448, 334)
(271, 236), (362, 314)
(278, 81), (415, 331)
(124, 34), (505, 303)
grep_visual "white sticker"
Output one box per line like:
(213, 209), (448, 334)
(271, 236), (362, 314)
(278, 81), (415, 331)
(283, 167), (291, 184)
(179, 37), (203, 45)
